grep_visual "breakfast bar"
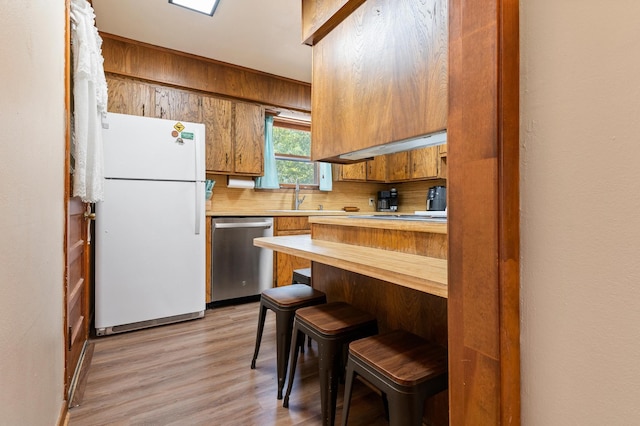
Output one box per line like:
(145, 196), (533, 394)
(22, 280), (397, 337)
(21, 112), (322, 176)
(254, 214), (450, 425)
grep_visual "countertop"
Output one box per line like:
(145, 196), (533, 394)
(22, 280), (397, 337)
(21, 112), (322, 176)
(206, 210), (356, 217)
(254, 234), (448, 298)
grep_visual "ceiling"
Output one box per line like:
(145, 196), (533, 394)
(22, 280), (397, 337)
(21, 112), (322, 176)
(92, 0), (313, 83)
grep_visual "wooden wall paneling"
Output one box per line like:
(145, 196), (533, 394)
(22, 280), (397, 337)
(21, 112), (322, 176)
(101, 34), (311, 112)
(312, 263), (449, 426)
(447, 0), (520, 424)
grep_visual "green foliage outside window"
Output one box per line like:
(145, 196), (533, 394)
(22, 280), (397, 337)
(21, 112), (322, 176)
(273, 126), (316, 185)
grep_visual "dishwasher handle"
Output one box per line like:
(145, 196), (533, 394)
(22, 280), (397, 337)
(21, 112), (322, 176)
(213, 221), (273, 229)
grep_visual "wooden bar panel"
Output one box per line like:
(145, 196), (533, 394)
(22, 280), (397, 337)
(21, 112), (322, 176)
(447, 0), (520, 423)
(101, 33), (311, 111)
(312, 223), (447, 258)
(313, 263), (449, 426)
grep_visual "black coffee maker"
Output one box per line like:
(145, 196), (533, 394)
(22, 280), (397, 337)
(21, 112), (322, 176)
(377, 188), (398, 212)
(426, 186), (446, 211)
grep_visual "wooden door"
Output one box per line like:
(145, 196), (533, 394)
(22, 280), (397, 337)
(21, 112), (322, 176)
(234, 102), (264, 175)
(65, 197), (91, 395)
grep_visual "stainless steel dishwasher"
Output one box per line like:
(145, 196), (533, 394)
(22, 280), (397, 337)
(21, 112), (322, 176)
(210, 217), (274, 303)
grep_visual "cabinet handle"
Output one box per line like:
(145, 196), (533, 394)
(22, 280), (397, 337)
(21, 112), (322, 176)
(225, 153), (229, 165)
(238, 154), (242, 164)
(142, 104), (145, 116)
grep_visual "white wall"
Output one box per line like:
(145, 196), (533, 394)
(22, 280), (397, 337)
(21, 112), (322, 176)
(0, 1), (66, 424)
(520, 1), (640, 424)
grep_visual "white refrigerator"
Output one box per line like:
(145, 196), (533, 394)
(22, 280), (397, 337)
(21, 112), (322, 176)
(95, 112), (206, 336)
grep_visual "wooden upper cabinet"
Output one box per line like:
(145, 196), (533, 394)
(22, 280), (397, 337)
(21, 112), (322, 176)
(203, 99), (265, 176)
(366, 155), (387, 182)
(106, 74), (154, 117)
(386, 151), (410, 182)
(334, 162), (367, 181)
(411, 146), (439, 180)
(202, 96), (233, 173)
(234, 102), (265, 175)
(310, 0), (448, 162)
(154, 88), (202, 122)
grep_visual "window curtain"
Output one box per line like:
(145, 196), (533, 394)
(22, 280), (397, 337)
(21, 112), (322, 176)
(70, 0), (108, 202)
(318, 162), (333, 191)
(255, 115), (280, 189)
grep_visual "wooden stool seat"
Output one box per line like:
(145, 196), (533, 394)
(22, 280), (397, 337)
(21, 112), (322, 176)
(283, 302), (378, 426)
(251, 284), (326, 399)
(341, 330), (448, 426)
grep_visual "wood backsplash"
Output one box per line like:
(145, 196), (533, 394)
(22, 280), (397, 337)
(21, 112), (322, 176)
(206, 174), (446, 214)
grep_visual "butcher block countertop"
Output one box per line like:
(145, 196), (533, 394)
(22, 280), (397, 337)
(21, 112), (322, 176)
(254, 234), (448, 298)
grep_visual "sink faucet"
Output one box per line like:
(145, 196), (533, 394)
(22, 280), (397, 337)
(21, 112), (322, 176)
(294, 179), (306, 210)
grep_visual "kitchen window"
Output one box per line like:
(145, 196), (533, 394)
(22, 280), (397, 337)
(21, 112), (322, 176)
(273, 118), (317, 188)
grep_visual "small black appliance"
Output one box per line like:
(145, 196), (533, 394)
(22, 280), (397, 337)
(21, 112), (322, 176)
(426, 186), (446, 211)
(377, 188), (398, 212)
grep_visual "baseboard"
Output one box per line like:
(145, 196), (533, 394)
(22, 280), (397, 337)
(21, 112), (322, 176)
(57, 400), (69, 426)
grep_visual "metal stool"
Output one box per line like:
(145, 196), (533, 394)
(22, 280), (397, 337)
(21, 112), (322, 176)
(341, 330), (448, 426)
(250, 284), (327, 399)
(283, 302), (378, 426)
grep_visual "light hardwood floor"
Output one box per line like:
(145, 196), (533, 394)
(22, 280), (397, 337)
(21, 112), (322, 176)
(68, 302), (388, 425)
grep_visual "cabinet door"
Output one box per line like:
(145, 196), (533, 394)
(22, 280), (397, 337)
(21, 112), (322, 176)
(202, 96), (234, 173)
(387, 151), (410, 182)
(154, 88), (202, 122)
(338, 162), (367, 181)
(366, 156), (387, 182)
(234, 102), (264, 175)
(106, 75), (154, 117)
(411, 146), (439, 179)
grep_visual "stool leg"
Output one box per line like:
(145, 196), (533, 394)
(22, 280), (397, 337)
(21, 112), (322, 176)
(340, 358), (356, 426)
(275, 310), (296, 399)
(250, 302), (268, 369)
(387, 392), (425, 426)
(282, 323), (304, 408)
(318, 339), (341, 426)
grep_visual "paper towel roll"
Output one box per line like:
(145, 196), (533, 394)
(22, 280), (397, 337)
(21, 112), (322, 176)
(227, 176), (255, 189)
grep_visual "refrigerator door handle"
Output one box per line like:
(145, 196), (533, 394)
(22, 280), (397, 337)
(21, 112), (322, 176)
(195, 181), (202, 235)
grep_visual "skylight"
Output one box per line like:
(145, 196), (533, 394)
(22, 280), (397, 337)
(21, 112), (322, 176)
(169, 0), (220, 16)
